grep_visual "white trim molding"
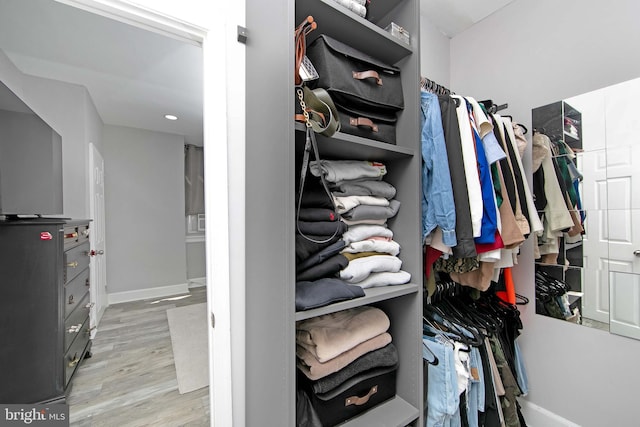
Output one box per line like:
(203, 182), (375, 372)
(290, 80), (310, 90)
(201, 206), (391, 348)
(519, 400), (582, 427)
(53, 0), (207, 45)
(188, 277), (206, 288)
(108, 283), (190, 305)
(186, 234), (205, 244)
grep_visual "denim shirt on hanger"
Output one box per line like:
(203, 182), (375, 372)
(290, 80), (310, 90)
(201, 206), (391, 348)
(420, 91), (457, 247)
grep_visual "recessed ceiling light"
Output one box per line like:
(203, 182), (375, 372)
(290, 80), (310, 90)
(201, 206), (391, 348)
(164, 114), (178, 121)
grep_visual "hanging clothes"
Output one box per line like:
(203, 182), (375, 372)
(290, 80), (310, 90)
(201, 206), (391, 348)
(531, 131), (581, 263)
(437, 95), (477, 259)
(420, 91), (457, 248)
(422, 280), (529, 427)
(418, 90), (537, 292)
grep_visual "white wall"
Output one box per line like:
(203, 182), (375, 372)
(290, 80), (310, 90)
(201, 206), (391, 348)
(449, 0), (640, 425)
(102, 124), (187, 294)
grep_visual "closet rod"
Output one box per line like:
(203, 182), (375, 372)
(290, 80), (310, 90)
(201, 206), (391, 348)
(420, 76), (453, 95)
(479, 99), (508, 114)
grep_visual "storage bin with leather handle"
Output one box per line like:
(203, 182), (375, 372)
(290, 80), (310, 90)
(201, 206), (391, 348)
(306, 35), (403, 144)
(299, 364), (398, 426)
(336, 103), (397, 145)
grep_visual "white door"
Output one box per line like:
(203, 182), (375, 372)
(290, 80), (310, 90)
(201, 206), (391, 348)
(580, 149), (611, 324)
(89, 143), (108, 331)
(603, 78), (640, 339)
(567, 88), (611, 324)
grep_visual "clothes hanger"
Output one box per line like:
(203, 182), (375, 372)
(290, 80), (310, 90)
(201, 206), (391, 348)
(450, 294), (499, 335)
(515, 293), (530, 305)
(437, 299), (485, 347)
(427, 286), (482, 348)
(515, 123), (528, 134)
(422, 314), (456, 347)
(422, 340), (439, 366)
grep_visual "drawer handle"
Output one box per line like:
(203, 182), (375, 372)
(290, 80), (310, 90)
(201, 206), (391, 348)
(67, 323), (83, 333)
(349, 117), (378, 132)
(68, 354), (80, 368)
(345, 385), (378, 407)
(67, 261), (78, 268)
(68, 294), (74, 305)
(81, 229), (90, 237)
(85, 302), (95, 309)
(352, 70), (382, 86)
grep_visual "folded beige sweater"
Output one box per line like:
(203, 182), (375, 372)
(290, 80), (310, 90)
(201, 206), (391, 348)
(296, 332), (392, 380)
(296, 306), (390, 362)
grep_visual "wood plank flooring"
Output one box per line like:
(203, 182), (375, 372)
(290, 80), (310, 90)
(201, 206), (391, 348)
(68, 287), (210, 426)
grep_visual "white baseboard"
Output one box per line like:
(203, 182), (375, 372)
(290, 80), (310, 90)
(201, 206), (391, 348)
(520, 399), (582, 427)
(188, 277), (206, 288)
(108, 283), (190, 305)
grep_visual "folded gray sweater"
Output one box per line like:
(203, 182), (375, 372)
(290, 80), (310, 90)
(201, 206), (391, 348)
(310, 343), (398, 394)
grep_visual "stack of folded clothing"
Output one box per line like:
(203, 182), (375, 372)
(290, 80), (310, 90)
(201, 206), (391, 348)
(329, 0), (368, 18)
(295, 179), (364, 311)
(310, 160), (411, 289)
(296, 306), (399, 426)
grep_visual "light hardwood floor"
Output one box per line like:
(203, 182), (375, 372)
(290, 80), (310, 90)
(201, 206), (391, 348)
(68, 286), (210, 426)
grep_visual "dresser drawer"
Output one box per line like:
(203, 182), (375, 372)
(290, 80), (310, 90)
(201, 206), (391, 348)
(64, 315), (91, 387)
(64, 267), (90, 318)
(64, 242), (90, 284)
(64, 292), (91, 353)
(63, 223), (90, 250)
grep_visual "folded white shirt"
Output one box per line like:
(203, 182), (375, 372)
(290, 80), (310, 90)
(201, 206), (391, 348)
(342, 218), (387, 226)
(342, 224), (393, 244)
(339, 255), (402, 283)
(342, 239), (401, 256)
(350, 270), (412, 289)
(333, 195), (390, 214)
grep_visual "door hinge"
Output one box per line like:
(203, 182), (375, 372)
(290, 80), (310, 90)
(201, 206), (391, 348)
(237, 25), (247, 44)
(211, 312), (216, 328)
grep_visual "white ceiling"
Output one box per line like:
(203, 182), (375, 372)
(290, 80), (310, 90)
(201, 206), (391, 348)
(419, 0), (515, 37)
(0, 0), (511, 147)
(0, 0), (203, 145)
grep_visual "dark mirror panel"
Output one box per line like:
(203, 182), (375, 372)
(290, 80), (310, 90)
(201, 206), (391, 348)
(0, 80), (63, 216)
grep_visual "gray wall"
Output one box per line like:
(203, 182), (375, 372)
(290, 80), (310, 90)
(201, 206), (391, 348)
(0, 49), (102, 219)
(448, 0), (640, 425)
(186, 240), (206, 279)
(419, 13), (450, 87)
(1, 49), (199, 296)
(102, 124), (187, 294)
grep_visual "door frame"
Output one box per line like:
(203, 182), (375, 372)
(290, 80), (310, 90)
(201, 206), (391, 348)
(54, 1), (237, 425)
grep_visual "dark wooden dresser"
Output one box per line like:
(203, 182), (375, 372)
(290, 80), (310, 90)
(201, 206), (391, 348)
(0, 218), (92, 403)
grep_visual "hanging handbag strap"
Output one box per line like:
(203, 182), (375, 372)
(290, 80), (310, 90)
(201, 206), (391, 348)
(294, 16), (342, 243)
(296, 88), (341, 243)
(295, 16), (316, 86)
(295, 86), (341, 137)
(294, 16), (340, 138)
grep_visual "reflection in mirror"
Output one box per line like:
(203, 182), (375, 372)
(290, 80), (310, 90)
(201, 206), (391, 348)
(531, 77), (640, 340)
